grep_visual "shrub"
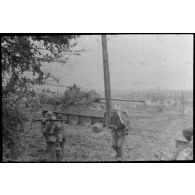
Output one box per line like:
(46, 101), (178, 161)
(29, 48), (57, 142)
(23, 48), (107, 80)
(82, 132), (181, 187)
(2, 91), (41, 160)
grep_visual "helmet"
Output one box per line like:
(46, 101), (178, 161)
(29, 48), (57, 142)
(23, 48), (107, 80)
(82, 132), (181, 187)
(46, 111), (53, 118)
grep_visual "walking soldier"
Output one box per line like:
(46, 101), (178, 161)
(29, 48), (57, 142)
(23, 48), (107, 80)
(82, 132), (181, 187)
(110, 111), (129, 158)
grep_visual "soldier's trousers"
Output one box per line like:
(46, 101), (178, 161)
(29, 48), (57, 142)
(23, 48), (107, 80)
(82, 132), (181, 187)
(111, 132), (125, 158)
(57, 141), (65, 161)
(46, 141), (65, 162)
(46, 142), (58, 162)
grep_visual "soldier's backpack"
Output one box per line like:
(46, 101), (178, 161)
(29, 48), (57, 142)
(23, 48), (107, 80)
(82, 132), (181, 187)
(55, 121), (62, 132)
(55, 121), (64, 142)
(120, 111), (130, 127)
(110, 111), (126, 129)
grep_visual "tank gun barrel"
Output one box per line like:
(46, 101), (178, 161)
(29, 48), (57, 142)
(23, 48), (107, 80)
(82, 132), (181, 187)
(99, 98), (145, 104)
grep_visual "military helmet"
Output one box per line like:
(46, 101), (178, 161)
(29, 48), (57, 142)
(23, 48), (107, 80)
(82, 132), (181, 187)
(46, 111), (53, 118)
(183, 127), (193, 142)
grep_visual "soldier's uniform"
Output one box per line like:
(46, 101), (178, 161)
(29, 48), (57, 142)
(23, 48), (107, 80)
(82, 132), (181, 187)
(42, 111), (65, 162)
(110, 111), (129, 158)
(176, 127), (193, 160)
(176, 136), (193, 160)
(171, 127), (193, 160)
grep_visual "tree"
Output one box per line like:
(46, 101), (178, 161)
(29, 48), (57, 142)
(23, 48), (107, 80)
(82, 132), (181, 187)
(1, 35), (80, 160)
(1, 35), (79, 97)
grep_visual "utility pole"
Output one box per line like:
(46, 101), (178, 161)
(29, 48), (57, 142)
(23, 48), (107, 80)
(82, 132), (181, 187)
(101, 35), (111, 128)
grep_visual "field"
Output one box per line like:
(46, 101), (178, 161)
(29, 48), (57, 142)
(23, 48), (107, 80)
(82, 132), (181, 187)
(25, 103), (193, 162)
(3, 88), (193, 162)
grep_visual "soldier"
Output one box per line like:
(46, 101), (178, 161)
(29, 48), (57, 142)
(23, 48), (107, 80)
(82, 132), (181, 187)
(42, 111), (58, 162)
(110, 111), (129, 158)
(176, 135), (193, 160)
(171, 127), (193, 160)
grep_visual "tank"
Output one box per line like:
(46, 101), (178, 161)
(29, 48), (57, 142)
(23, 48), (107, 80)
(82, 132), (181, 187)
(41, 103), (105, 126)
(41, 98), (145, 126)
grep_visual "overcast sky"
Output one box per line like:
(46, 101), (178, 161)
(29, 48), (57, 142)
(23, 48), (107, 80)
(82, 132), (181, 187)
(42, 34), (193, 92)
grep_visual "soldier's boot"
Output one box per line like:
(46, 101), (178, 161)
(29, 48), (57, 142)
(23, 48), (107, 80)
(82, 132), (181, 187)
(116, 146), (123, 158)
(112, 145), (118, 158)
(112, 145), (117, 152)
(47, 144), (57, 162)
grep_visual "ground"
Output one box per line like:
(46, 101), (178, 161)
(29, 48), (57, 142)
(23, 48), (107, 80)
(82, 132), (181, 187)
(62, 111), (193, 161)
(18, 105), (192, 162)
(26, 105), (193, 162)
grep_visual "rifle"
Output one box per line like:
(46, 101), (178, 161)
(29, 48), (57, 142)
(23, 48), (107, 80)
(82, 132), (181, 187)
(33, 118), (68, 122)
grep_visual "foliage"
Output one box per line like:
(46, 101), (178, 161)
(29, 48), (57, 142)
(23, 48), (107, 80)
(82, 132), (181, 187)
(2, 91), (41, 160)
(1, 35), (79, 97)
(2, 35), (80, 160)
(38, 85), (101, 108)
(38, 89), (62, 106)
(2, 86), (102, 161)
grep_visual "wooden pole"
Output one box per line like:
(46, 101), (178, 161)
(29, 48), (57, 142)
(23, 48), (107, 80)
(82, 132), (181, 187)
(101, 35), (111, 128)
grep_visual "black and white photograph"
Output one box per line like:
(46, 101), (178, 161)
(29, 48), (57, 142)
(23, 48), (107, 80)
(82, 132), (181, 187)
(1, 1), (195, 195)
(1, 34), (193, 162)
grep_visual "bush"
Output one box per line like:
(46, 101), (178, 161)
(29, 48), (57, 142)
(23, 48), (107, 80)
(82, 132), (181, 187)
(2, 86), (101, 161)
(2, 91), (41, 160)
